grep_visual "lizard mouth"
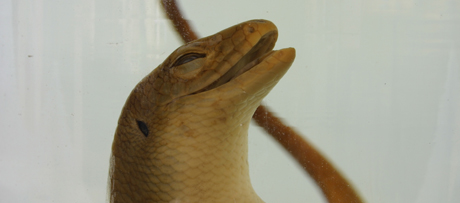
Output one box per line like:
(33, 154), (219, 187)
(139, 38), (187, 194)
(197, 30), (278, 93)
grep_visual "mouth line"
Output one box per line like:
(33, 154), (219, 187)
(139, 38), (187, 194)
(195, 30), (278, 94)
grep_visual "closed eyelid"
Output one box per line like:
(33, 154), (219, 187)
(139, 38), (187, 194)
(172, 53), (206, 67)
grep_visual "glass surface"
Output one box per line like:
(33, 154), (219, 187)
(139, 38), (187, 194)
(1, 0), (459, 202)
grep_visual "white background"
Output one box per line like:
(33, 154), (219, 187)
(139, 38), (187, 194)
(1, 0), (459, 202)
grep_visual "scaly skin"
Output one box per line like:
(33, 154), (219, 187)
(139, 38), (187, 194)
(109, 20), (295, 203)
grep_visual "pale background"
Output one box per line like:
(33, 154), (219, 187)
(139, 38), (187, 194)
(1, 0), (459, 202)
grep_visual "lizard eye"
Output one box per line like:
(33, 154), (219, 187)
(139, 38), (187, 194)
(136, 120), (149, 137)
(172, 53), (206, 67)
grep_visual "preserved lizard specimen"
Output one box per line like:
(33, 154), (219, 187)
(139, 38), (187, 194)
(109, 1), (364, 202)
(110, 19), (295, 202)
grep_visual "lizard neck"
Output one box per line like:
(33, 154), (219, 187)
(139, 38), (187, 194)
(166, 120), (262, 203)
(110, 101), (264, 203)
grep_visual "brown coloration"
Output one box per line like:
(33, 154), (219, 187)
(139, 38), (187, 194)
(160, 1), (364, 203)
(253, 106), (363, 203)
(110, 20), (296, 203)
(161, 0), (198, 44)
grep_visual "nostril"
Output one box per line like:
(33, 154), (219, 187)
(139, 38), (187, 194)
(247, 26), (255, 33)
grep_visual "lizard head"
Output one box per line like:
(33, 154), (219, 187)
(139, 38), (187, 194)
(116, 19), (295, 136)
(143, 20), (294, 102)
